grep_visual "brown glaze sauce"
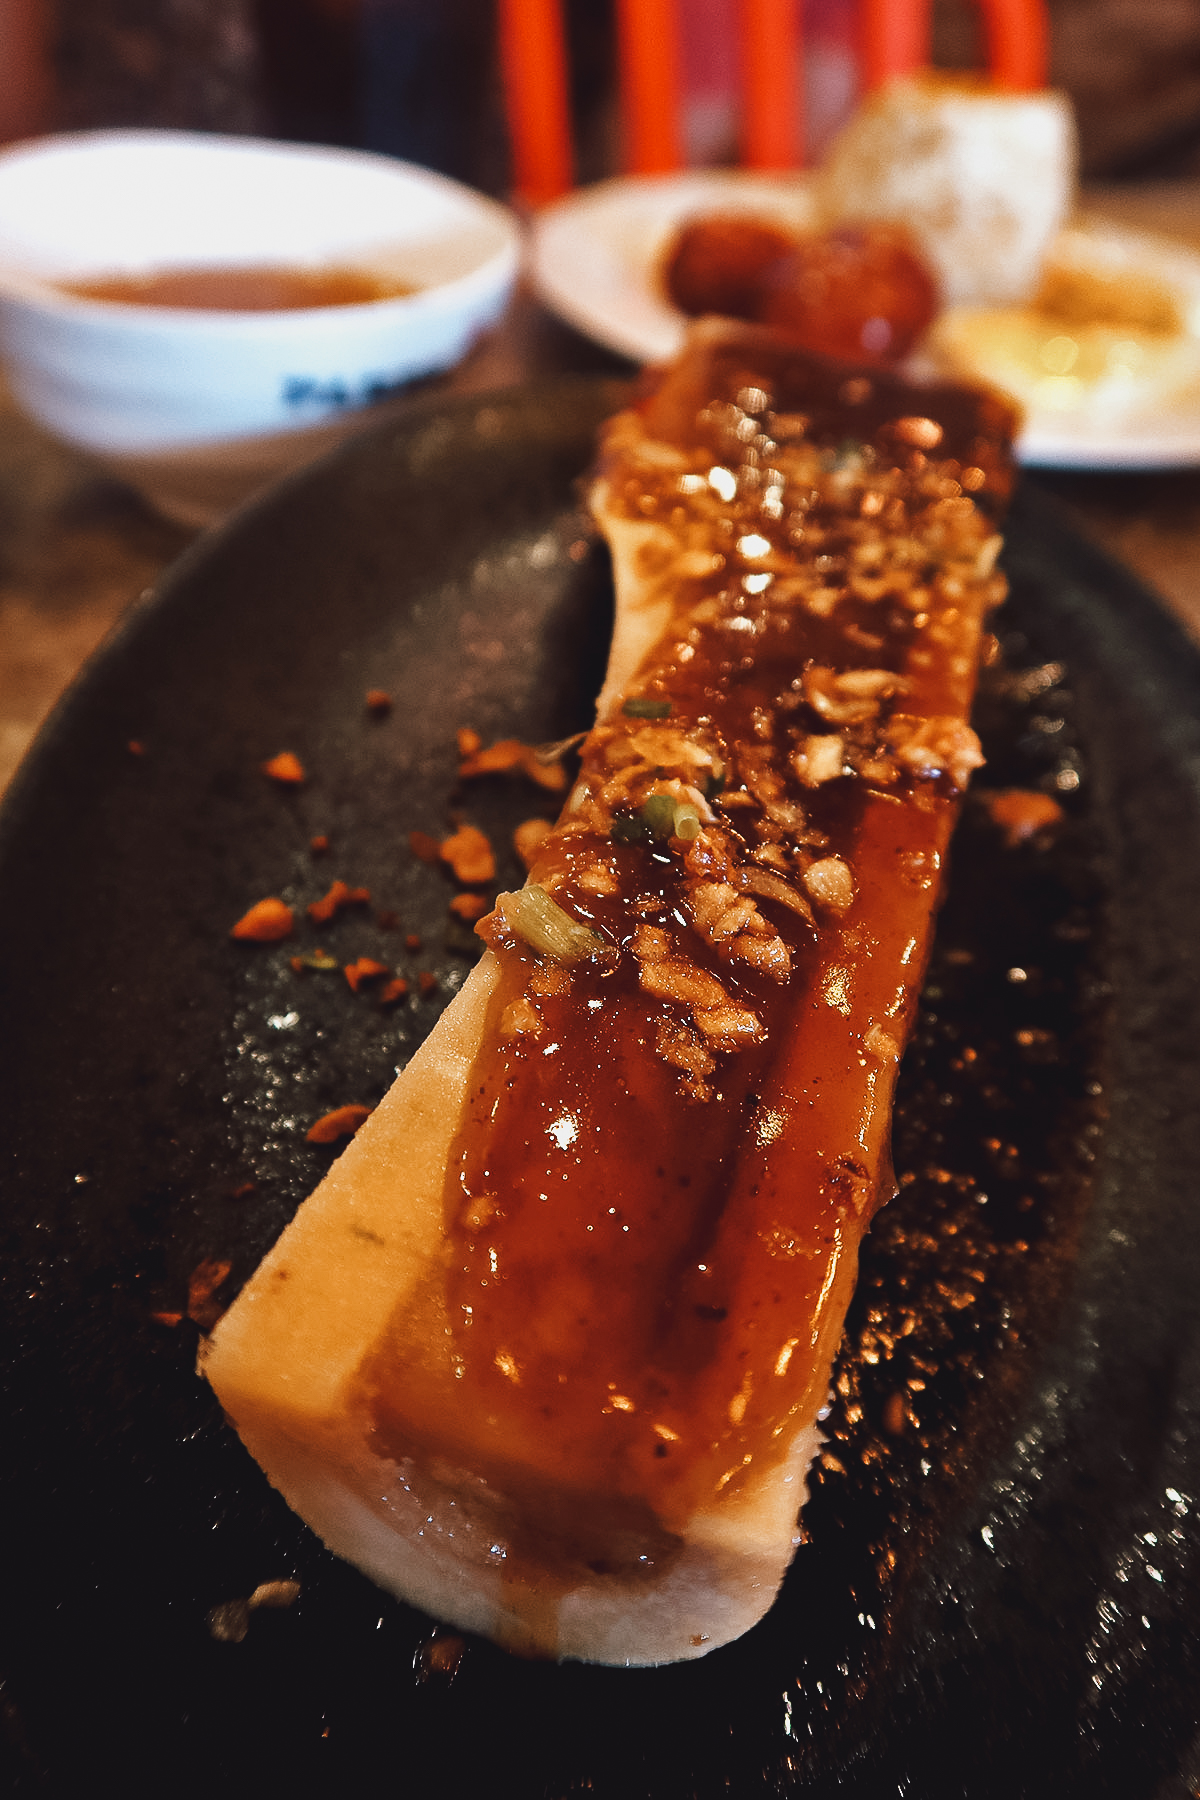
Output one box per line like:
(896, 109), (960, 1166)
(365, 335), (1017, 1561)
(59, 263), (414, 311)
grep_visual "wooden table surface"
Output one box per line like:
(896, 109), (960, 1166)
(3, 178), (1200, 801)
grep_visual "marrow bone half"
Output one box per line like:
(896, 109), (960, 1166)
(202, 322), (1017, 1666)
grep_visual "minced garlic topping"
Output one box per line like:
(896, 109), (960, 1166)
(476, 348), (1010, 1102)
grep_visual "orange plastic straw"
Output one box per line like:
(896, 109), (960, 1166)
(498, 0), (573, 205)
(859, 0), (929, 90)
(740, 0), (803, 169)
(615, 0), (684, 174)
(860, 0), (1048, 92)
(977, 0), (1048, 89)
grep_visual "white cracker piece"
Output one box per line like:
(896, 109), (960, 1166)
(816, 74), (1076, 307)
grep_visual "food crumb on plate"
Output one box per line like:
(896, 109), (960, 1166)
(306, 1104), (373, 1144)
(230, 897), (294, 941)
(261, 751), (305, 785)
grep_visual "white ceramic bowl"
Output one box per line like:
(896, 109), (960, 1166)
(0, 130), (521, 523)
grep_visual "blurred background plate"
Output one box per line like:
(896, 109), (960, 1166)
(531, 171), (1200, 471)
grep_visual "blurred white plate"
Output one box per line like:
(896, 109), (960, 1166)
(530, 171), (1200, 471)
(532, 171), (819, 366)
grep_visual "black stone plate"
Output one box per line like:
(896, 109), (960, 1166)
(2, 380), (1200, 1800)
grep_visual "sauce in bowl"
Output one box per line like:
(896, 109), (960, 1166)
(58, 263), (417, 311)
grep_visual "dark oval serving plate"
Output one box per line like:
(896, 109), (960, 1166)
(3, 380), (1200, 1800)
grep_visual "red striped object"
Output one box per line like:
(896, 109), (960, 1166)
(740, 0), (803, 169)
(498, 0), (573, 205)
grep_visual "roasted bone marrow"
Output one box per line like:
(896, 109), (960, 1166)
(202, 321), (1017, 1666)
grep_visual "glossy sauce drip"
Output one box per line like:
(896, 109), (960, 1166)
(59, 264), (414, 311)
(364, 337), (1016, 1550)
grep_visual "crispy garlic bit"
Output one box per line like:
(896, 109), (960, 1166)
(803, 857), (856, 912)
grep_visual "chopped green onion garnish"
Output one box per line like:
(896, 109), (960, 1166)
(496, 885), (601, 964)
(824, 438), (864, 471)
(639, 794), (677, 838)
(636, 794), (704, 842)
(611, 795), (708, 846)
(622, 697), (671, 719)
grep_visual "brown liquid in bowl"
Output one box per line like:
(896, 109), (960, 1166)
(59, 263), (415, 311)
